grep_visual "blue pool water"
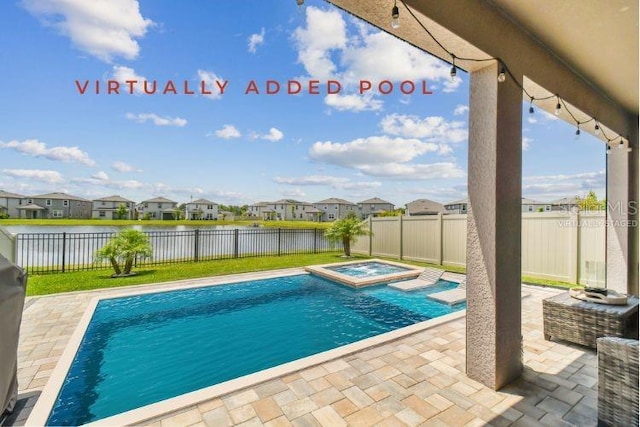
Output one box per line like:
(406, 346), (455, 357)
(326, 261), (411, 278)
(47, 274), (462, 425)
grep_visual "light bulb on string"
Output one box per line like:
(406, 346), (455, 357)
(594, 121), (600, 135)
(528, 97), (534, 114)
(391, 1), (400, 29)
(575, 124), (580, 139)
(554, 97), (561, 116)
(497, 65), (506, 83)
(450, 55), (457, 80)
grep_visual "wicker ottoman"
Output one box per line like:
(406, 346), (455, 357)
(543, 292), (639, 349)
(597, 337), (639, 427)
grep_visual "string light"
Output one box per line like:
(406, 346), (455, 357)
(391, 0), (400, 29)
(497, 65), (506, 83)
(554, 96), (562, 116)
(450, 55), (457, 79)
(318, 1), (631, 148)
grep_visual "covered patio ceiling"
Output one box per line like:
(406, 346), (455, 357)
(326, 0), (638, 141)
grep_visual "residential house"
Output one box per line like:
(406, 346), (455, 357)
(137, 197), (178, 220)
(313, 198), (357, 222)
(551, 196), (580, 212)
(267, 199), (320, 221)
(444, 198), (469, 214)
(185, 198), (218, 220)
(405, 199), (445, 216)
(247, 202), (275, 220)
(92, 195), (136, 220)
(521, 197), (552, 213)
(17, 192), (91, 219)
(357, 197), (394, 219)
(0, 190), (26, 218)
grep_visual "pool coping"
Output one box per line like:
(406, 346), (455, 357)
(26, 267), (465, 427)
(304, 258), (423, 288)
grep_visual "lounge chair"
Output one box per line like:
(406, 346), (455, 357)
(426, 278), (467, 305)
(388, 267), (444, 291)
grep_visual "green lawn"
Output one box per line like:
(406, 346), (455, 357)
(0, 218), (330, 229)
(27, 252), (575, 297)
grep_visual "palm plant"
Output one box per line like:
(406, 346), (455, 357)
(324, 212), (371, 257)
(95, 229), (153, 276)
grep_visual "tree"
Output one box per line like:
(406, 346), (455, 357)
(95, 229), (153, 276)
(115, 203), (129, 220)
(324, 212), (371, 257)
(577, 190), (604, 211)
(172, 206), (184, 220)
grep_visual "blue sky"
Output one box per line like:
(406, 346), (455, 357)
(0, 0), (606, 207)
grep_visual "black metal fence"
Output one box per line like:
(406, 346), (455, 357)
(15, 228), (339, 274)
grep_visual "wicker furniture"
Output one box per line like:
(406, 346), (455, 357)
(597, 337), (639, 427)
(542, 292), (639, 349)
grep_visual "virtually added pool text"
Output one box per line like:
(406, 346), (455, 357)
(74, 79), (435, 96)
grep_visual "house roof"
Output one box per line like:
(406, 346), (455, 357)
(315, 198), (356, 206)
(93, 195), (134, 203)
(444, 198), (469, 207)
(405, 199), (445, 215)
(359, 197), (393, 205)
(190, 198), (217, 205)
(31, 192), (90, 202)
(17, 204), (45, 210)
(304, 207), (323, 213)
(249, 202), (269, 207)
(0, 190), (26, 199)
(272, 199), (305, 204)
(551, 196), (580, 205)
(141, 197), (177, 204)
(521, 197), (547, 205)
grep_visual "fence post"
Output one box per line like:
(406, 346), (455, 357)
(569, 212), (579, 284)
(277, 228), (282, 256)
(437, 213), (443, 265)
(368, 216), (373, 256)
(398, 215), (403, 260)
(234, 228), (239, 258)
(61, 232), (66, 273)
(313, 228), (318, 253)
(194, 229), (200, 262)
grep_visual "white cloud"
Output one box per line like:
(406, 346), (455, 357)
(357, 162), (465, 180)
(523, 170), (606, 199)
(2, 169), (64, 183)
(260, 128), (284, 142)
(197, 70), (225, 100)
(379, 114), (467, 143)
(281, 188), (306, 198)
(0, 139), (95, 166)
(527, 116), (538, 124)
(274, 175), (381, 191)
(523, 136), (532, 151)
(274, 175), (348, 186)
(292, 7), (463, 111)
(292, 7), (346, 80)
(111, 161), (142, 173)
(126, 112), (187, 127)
(111, 65), (146, 94)
(248, 28), (265, 53)
(212, 125), (241, 139)
(92, 171), (109, 180)
(454, 105), (469, 116)
(310, 136), (439, 168)
(23, 0), (153, 62)
(324, 93), (382, 112)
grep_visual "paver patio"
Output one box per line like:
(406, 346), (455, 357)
(12, 270), (598, 426)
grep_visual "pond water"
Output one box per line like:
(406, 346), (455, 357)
(1, 224), (241, 235)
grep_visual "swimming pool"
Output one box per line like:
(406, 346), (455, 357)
(44, 273), (461, 425)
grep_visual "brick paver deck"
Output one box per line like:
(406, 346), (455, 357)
(13, 270), (598, 426)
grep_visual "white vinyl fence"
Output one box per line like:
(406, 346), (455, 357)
(353, 212), (605, 286)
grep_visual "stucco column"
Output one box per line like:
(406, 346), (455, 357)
(606, 129), (639, 295)
(466, 61), (522, 389)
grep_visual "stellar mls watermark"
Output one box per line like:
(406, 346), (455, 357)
(556, 201), (638, 228)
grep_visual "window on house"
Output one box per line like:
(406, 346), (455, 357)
(334, 205), (338, 209)
(101, 201), (105, 206)
(27, 199), (32, 204)
(545, 205), (551, 212)
(328, 214), (335, 220)
(99, 211), (106, 217)
(46, 199), (52, 206)
(52, 210), (63, 218)
(63, 200), (69, 207)
(158, 203), (163, 209)
(144, 203), (148, 208)
(528, 205), (534, 212)
(208, 205), (213, 209)
(324, 205), (327, 210)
